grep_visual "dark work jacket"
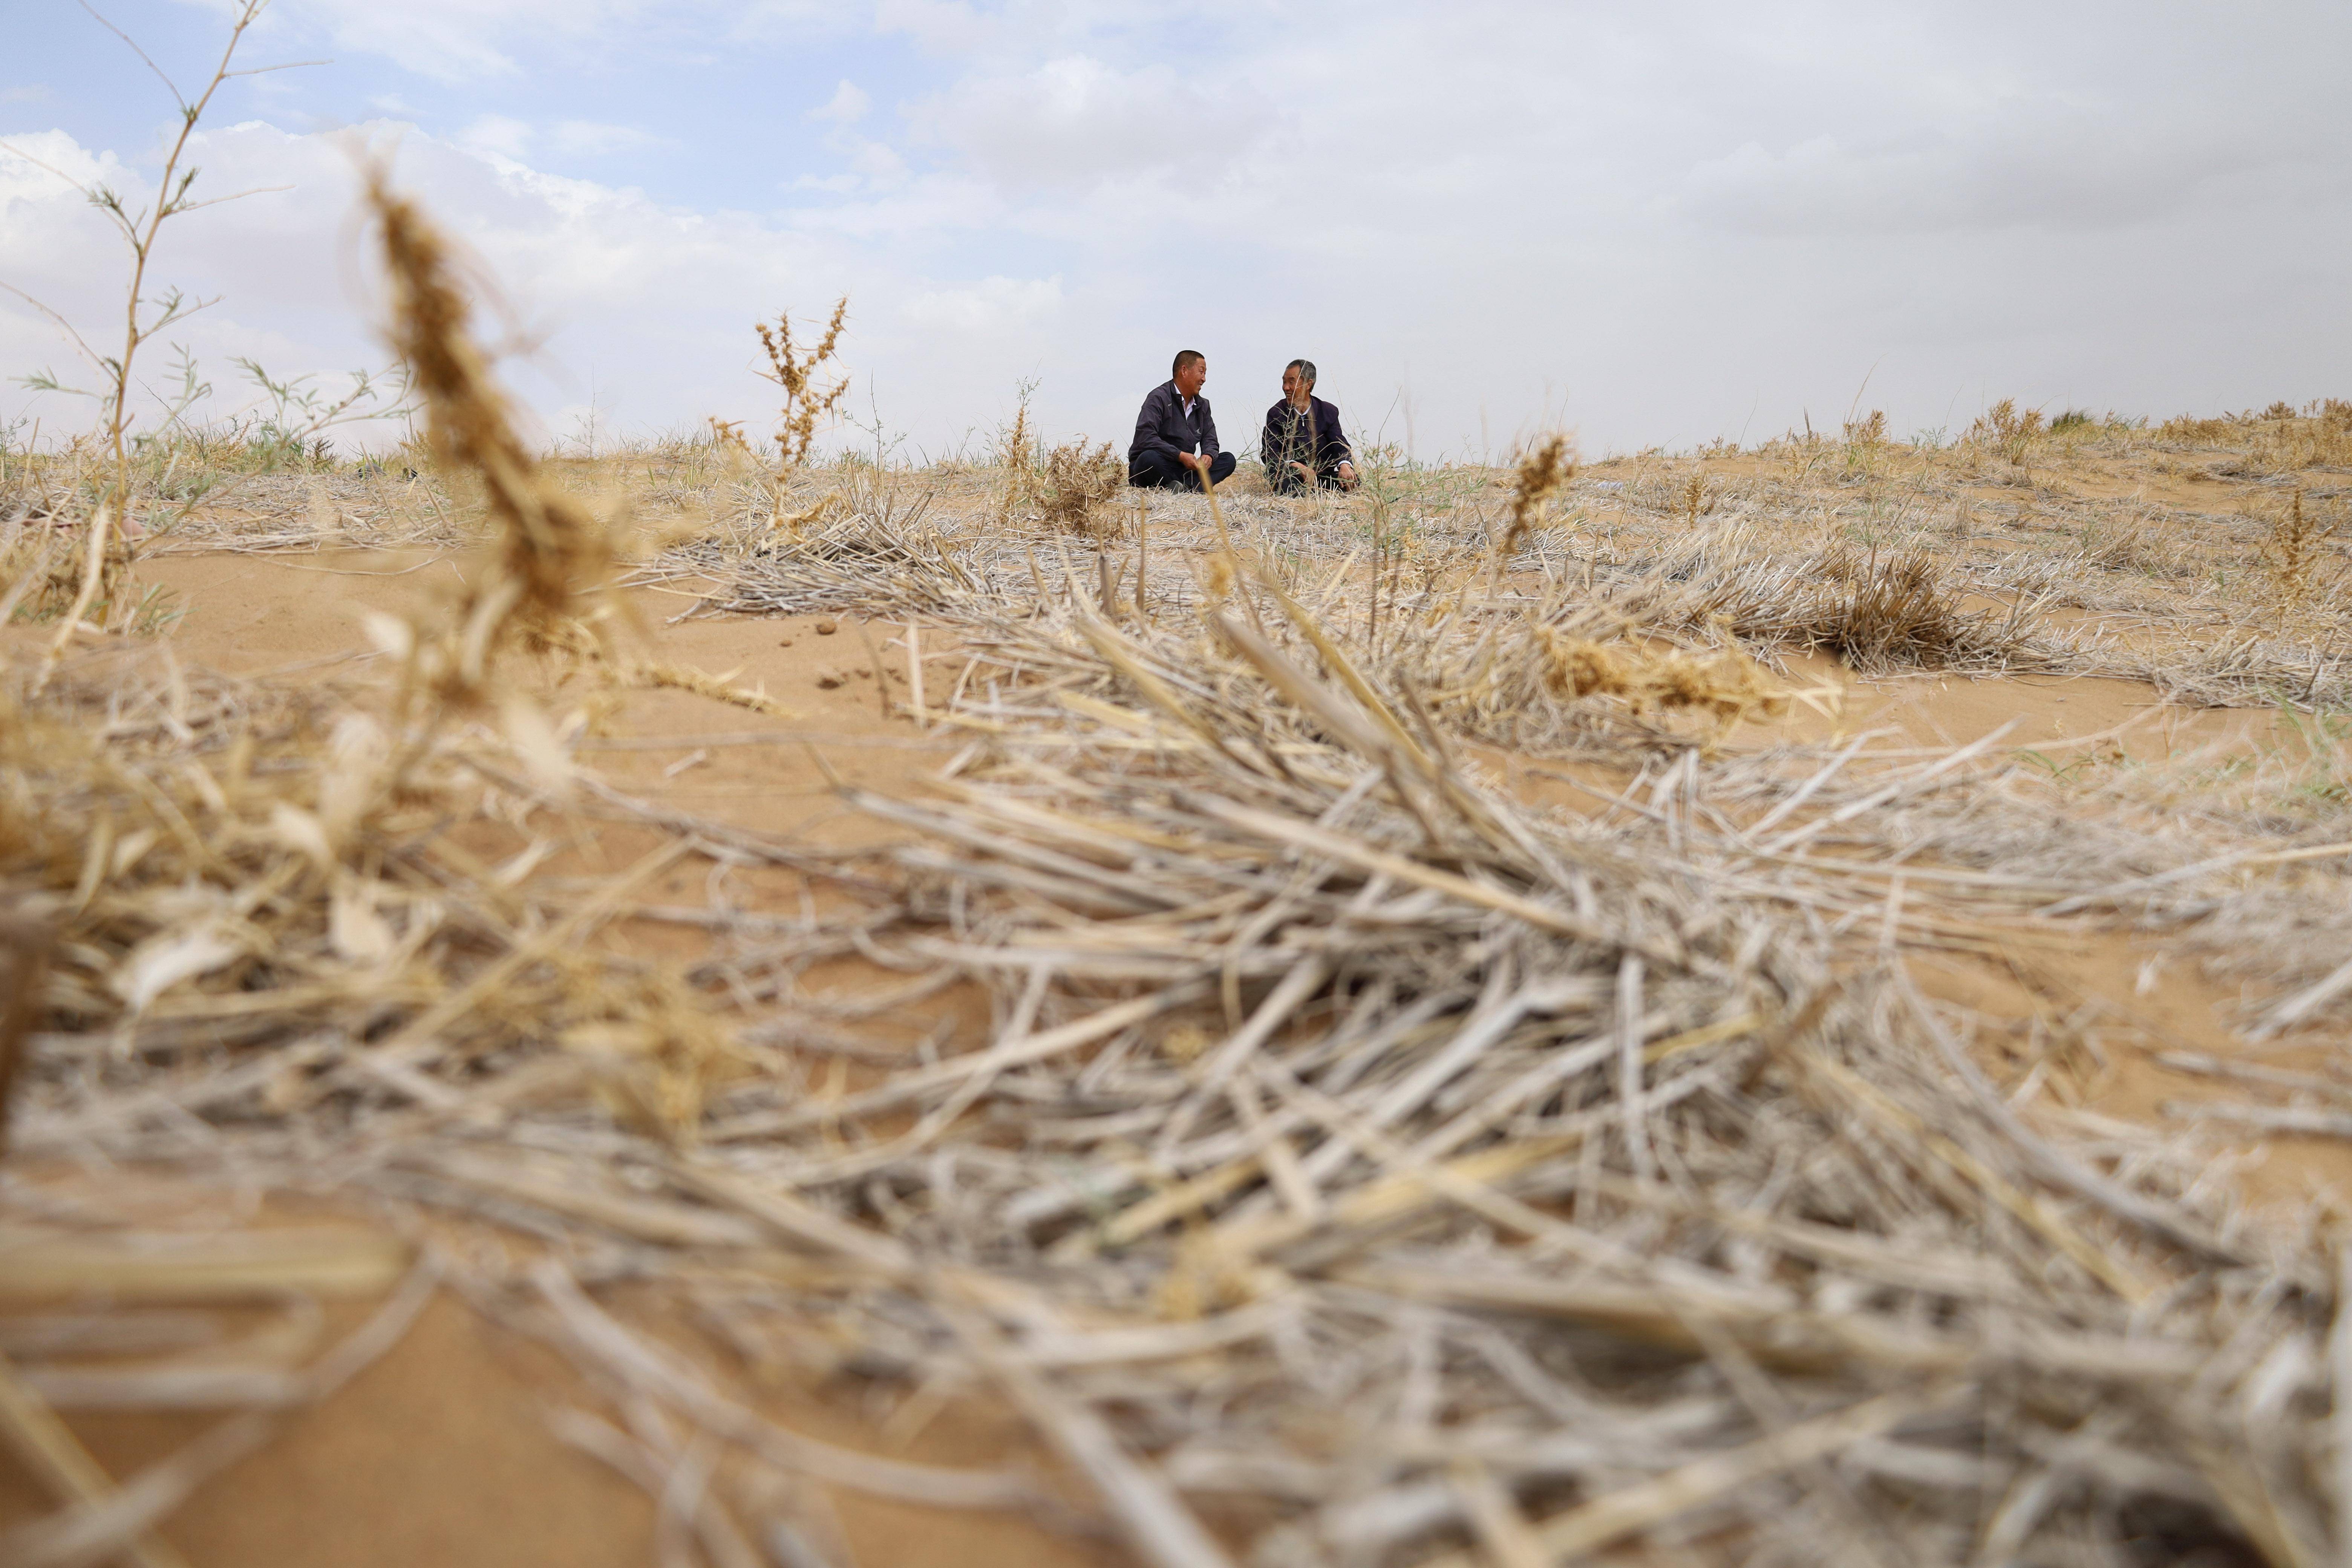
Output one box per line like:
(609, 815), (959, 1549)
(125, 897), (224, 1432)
(1129, 380), (1222, 464)
(1260, 395), (1352, 475)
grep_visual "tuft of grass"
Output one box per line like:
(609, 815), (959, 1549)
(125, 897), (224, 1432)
(1035, 438), (1124, 533)
(1535, 628), (1782, 731)
(2260, 490), (2337, 614)
(993, 381), (1038, 524)
(1967, 398), (2044, 466)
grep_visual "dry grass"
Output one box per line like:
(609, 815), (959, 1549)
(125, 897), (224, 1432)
(1035, 437), (1125, 533)
(13, 147), (2352, 1568)
(754, 298), (851, 473)
(2260, 490), (2338, 613)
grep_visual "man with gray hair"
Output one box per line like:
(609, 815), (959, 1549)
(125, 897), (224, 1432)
(1260, 359), (1358, 496)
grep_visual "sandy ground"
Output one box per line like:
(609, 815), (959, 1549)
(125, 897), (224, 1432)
(8, 436), (2351, 1565)
(124, 547), (2352, 1159)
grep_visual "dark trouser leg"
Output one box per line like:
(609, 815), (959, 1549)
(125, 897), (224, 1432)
(1129, 450), (1233, 492)
(1128, 450), (1187, 490)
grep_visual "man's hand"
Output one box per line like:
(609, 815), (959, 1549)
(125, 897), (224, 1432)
(1288, 460), (1312, 479)
(1338, 460), (1358, 485)
(1179, 451), (1205, 472)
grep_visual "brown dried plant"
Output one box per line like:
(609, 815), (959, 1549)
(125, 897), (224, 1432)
(1494, 435), (1573, 559)
(1035, 438), (1123, 533)
(11, 0), (276, 685)
(1678, 471), (1711, 527)
(707, 416), (753, 458)
(754, 298), (851, 474)
(1968, 398), (2044, 466)
(1536, 628), (1782, 731)
(2261, 490), (2336, 614)
(1804, 547), (1999, 669)
(1841, 409), (1886, 476)
(993, 385), (1037, 524)
(366, 166), (617, 705)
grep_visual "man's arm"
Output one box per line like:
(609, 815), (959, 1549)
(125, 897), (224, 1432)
(1130, 384), (1181, 461)
(1260, 404), (1285, 472)
(1319, 399), (1354, 467)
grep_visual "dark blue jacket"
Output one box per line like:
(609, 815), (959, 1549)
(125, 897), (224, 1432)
(1261, 395), (1352, 475)
(1130, 381), (1223, 464)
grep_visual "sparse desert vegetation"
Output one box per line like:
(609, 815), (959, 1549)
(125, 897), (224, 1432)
(10, 43), (2352, 1568)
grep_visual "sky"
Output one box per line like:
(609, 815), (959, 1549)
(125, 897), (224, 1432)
(3, 0), (2349, 461)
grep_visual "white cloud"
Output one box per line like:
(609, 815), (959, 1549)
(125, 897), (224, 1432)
(871, 0), (990, 53)
(458, 113), (534, 161)
(547, 120), (667, 156)
(261, 0), (667, 82)
(908, 55), (1278, 192)
(808, 80), (870, 127)
(899, 276), (1060, 335)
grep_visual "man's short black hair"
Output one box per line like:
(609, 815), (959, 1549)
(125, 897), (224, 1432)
(1173, 349), (1205, 377)
(1286, 358), (1317, 386)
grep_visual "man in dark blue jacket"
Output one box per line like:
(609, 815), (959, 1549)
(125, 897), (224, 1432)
(1261, 359), (1358, 495)
(1128, 350), (1236, 491)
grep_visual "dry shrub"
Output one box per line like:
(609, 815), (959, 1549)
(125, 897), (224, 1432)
(754, 299), (850, 472)
(1796, 547), (2014, 668)
(1630, 524), (2044, 674)
(1966, 398), (2044, 465)
(2158, 412), (2237, 446)
(2248, 420), (2352, 473)
(1035, 438), (1123, 532)
(2160, 403), (2352, 470)
(992, 389), (1037, 524)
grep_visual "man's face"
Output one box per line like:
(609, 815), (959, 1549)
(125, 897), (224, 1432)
(1282, 365), (1306, 404)
(1176, 358), (1207, 398)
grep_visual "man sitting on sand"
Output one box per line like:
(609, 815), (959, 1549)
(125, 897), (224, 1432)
(1261, 359), (1358, 495)
(1129, 350), (1236, 492)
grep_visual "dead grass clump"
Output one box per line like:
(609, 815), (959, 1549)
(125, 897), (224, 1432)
(1966, 398), (2044, 466)
(1537, 628), (1782, 729)
(1795, 548), (2025, 669)
(2260, 490), (2338, 612)
(1035, 438), (1123, 533)
(2158, 412), (2237, 446)
(2080, 510), (2196, 579)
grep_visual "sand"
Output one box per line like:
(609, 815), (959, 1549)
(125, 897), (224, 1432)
(8, 431), (2351, 1565)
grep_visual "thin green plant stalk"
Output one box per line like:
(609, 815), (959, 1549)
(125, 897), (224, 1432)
(34, 0), (279, 686)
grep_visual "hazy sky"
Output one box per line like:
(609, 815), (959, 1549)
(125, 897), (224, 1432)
(4, 0), (2349, 460)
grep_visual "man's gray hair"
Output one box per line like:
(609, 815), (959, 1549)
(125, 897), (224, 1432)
(1286, 358), (1317, 386)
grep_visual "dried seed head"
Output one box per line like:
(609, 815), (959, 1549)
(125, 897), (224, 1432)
(1498, 435), (1574, 559)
